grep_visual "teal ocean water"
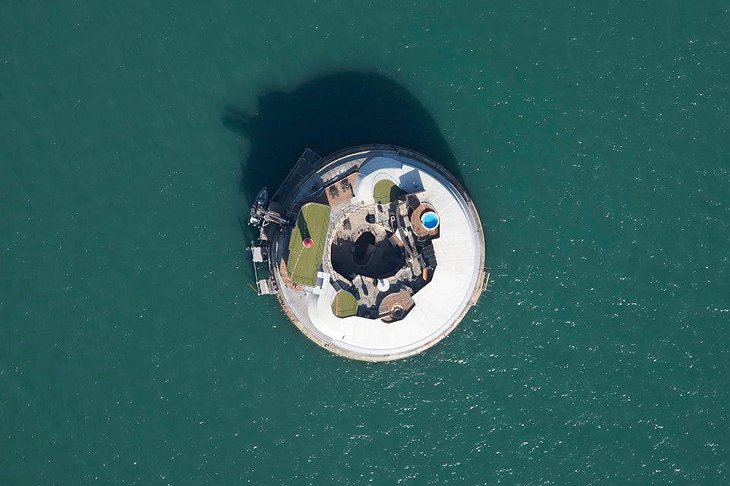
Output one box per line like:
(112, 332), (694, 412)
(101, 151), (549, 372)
(2, 1), (728, 484)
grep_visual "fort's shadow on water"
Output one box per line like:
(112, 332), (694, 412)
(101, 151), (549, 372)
(223, 71), (461, 203)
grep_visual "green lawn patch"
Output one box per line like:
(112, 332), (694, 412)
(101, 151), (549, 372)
(331, 290), (358, 318)
(373, 179), (401, 204)
(287, 202), (331, 286)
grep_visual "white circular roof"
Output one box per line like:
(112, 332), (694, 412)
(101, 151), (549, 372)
(276, 148), (485, 361)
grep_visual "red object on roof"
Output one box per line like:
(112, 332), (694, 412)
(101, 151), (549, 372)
(303, 237), (314, 248)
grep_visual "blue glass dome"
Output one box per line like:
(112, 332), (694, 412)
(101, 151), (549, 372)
(421, 211), (439, 230)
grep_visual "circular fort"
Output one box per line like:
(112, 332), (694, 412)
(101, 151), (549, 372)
(248, 145), (486, 361)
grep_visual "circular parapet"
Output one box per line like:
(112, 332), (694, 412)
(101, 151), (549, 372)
(378, 289), (415, 323)
(272, 145), (486, 361)
(410, 202), (439, 238)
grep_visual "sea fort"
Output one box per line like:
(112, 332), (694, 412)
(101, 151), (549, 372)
(248, 146), (486, 361)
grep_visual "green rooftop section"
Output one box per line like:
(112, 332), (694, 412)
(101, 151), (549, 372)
(373, 179), (401, 204)
(331, 290), (358, 318)
(287, 202), (331, 286)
